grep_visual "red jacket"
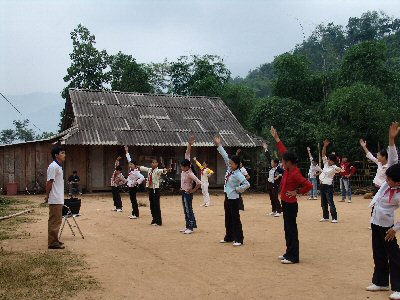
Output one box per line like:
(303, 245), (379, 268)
(277, 141), (313, 203)
(339, 162), (356, 177)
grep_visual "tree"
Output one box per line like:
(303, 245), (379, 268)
(339, 41), (393, 91)
(60, 24), (110, 129)
(0, 129), (16, 144)
(221, 83), (257, 128)
(324, 83), (390, 158)
(272, 53), (324, 104)
(110, 52), (153, 93)
(168, 55), (231, 97)
(346, 11), (400, 45)
(249, 96), (316, 154)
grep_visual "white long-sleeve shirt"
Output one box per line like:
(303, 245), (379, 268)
(366, 151), (388, 187)
(319, 156), (342, 185)
(370, 145), (400, 230)
(139, 166), (168, 189)
(308, 156), (322, 179)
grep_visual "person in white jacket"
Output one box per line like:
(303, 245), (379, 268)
(366, 122), (400, 300)
(124, 146), (145, 219)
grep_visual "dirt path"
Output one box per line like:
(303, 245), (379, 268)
(4, 192), (398, 300)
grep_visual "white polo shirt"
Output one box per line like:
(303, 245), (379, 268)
(319, 156), (342, 185)
(47, 160), (64, 205)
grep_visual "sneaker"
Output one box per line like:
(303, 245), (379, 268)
(390, 291), (400, 299)
(184, 229), (193, 234)
(72, 213), (81, 217)
(116, 209), (123, 212)
(308, 197), (313, 200)
(152, 223), (159, 226)
(180, 228), (187, 232)
(281, 259), (294, 264)
(278, 255), (285, 260)
(319, 218), (329, 222)
(129, 215), (138, 219)
(313, 197), (318, 200)
(269, 212), (276, 216)
(331, 219), (338, 223)
(348, 200), (352, 203)
(200, 204), (205, 207)
(274, 213), (281, 217)
(366, 284), (389, 292)
(233, 242), (242, 246)
(220, 239), (231, 243)
(111, 208), (117, 211)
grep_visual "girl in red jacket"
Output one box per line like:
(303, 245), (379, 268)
(270, 126), (313, 264)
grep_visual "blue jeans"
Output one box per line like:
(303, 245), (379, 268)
(340, 177), (352, 200)
(182, 192), (197, 230)
(309, 178), (318, 197)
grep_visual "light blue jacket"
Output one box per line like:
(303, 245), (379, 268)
(217, 145), (250, 199)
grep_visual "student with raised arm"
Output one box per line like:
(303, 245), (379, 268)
(125, 146), (145, 219)
(111, 156), (128, 212)
(140, 158), (170, 226)
(263, 141), (284, 217)
(193, 156), (214, 207)
(319, 139), (343, 223)
(215, 135), (250, 246)
(270, 126), (313, 264)
(366, 122), (400, 300)
(236, 148), (249, 211)
(307, 147), (322, 200)
(179, 136), (202, 234)
(360, 139), (389, 195)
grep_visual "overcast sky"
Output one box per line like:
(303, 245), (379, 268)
(1, 0), (399, 95)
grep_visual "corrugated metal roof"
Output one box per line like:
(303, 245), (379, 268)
(63, 89), (263, 147)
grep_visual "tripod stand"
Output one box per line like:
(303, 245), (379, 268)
(59, 205), (84, 240)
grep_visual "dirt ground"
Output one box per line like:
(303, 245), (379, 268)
(3, 192), (399, 300)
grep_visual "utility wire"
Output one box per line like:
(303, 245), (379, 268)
(0, 92), (42, 132)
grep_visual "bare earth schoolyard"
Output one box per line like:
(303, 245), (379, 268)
(3, 192), (399, 300)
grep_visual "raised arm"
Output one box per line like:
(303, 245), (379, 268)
(124, 145), (132, 163)
(193, 157), (204, 170)
(186, 136), (195, 160)
(322, 139), (330, 158)
(270, 126), (286, 155)
(115, 156), (122, 168)
(262, 142), (272, 163)
(388, 121), (399, 167)
(214, 135), (230, 167)
(307, 147), (313, 162)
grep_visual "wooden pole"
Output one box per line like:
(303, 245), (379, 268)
(0, 208), (34, 221)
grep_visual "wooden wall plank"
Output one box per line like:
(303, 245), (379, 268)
(14, 145), (26, 190)
(3, 146), (15, 185)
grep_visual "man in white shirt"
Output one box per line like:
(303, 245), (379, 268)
(44, 146), (66, 250)
(319, 140), (343, 223)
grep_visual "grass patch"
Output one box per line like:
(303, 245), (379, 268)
(0, 251), (99, 300)
(0, 196), (99, 299)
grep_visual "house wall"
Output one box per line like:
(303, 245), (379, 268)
(0, 141), (53, 192)
(0, 142), (239, 193)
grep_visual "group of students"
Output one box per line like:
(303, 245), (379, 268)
(44, 121), (400, 299)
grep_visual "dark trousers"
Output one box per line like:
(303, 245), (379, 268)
(112, 186), (122, 209)
(223, 194), (244, 244)
(282, 201), (299, 263)
(267, 182), (282, 213)
(371, 223), (400, 291)
(129, 186), (139, 217)
(238, 194), (244, 211)
(149, 188), (162, 225)
(182, 192), (197, 230)
(320, 184), (337, 220)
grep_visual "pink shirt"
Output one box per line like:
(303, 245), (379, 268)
(180, 150), (201, 193)
(181, 170), (201, 193)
